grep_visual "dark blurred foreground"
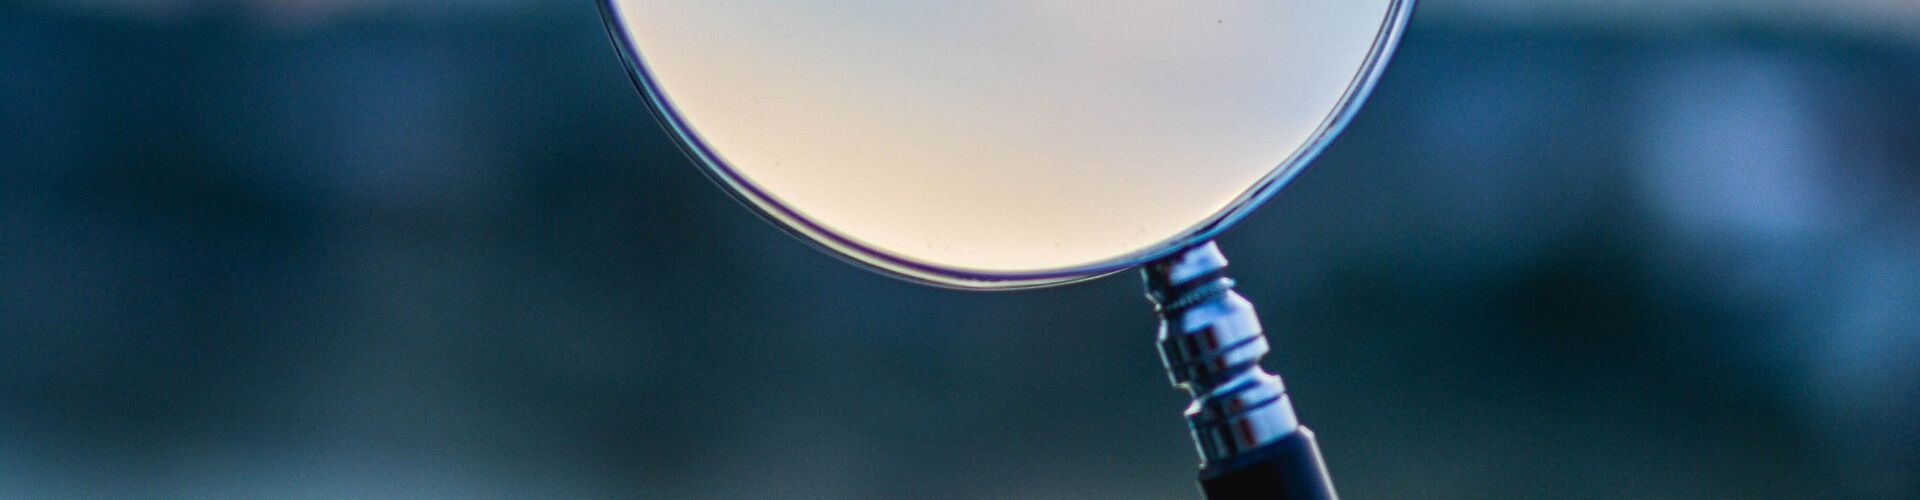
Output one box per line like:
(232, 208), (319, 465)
(2, 2), (1918, 498)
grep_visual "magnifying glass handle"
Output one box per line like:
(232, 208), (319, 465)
(1198, 429), (1335, 499)
(1146, 242), (1337, 500)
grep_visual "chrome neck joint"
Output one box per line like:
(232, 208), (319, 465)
(1145, 242), (1302, 467)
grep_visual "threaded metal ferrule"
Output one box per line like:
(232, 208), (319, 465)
(1145, 242), (1302, 467)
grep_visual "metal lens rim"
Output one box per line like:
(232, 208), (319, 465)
(597, 0), (1416, 290)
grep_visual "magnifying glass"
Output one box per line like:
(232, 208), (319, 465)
(600, 2), (1413, 497)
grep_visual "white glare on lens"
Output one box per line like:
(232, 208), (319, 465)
(613, 1), (1393, 275)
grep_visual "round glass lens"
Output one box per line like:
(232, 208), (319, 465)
(605, 0), (1408, 288)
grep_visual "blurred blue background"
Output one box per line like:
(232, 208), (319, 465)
(3, 1), (1917, 498)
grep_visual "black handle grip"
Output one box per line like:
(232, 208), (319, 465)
(1198, 427), (1337, 500)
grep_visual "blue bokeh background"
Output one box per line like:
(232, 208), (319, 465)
(3, 1), (1917, 498)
